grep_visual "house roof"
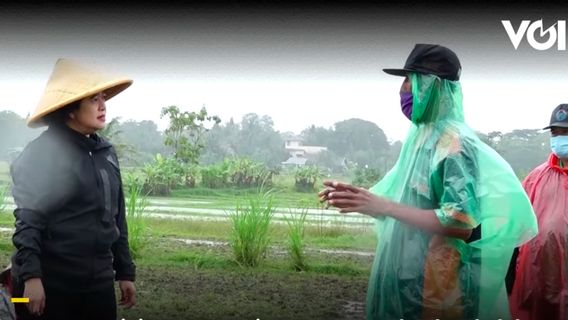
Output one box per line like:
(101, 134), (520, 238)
(282, 157), (308, 165)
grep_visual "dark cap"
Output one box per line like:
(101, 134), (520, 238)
(544, 104), (568, 130)
(383, 44), (462, 81)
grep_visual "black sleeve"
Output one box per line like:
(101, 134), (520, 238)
(111, 169), (136, 282)
(11, 141), (72, 281)
(505, 247), (519, 295)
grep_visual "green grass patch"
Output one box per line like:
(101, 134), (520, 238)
(169, 186), (322, 208)
(143, 217), (376, 251)
(284, 206), (309, 271)
(0, 219), (373, 319)
(0, 232), (12, 268)
(0, 212), (13, 227)
(0, 209), (376, 252)
(228, 191), (275, 267)
(0, 161), (10, 185)
(136, 237), (371, 275)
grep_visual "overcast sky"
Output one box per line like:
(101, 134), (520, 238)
(1, 2), (567, 141)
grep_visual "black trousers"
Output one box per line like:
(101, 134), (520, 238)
(12, 278), (116, 320)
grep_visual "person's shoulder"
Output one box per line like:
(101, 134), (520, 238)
(16, 130), (52, 158)
(436, 127), (462, 154)
(434, 126), (478, 160)
(525, 161), (549, 180)
(12, 129), (67, 171)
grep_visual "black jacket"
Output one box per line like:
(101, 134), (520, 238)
(10, 125), (135, 292)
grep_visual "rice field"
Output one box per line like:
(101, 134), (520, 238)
(0, 161), (377, 319)
(0, 162), (9, 184)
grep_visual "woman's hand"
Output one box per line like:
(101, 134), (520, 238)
(24, 277), (45, 316)
(118, 280), (136, 309)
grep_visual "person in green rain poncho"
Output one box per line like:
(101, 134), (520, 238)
(319, 44), (538, 320)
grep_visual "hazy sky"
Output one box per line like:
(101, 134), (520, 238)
(1, 2), (567, 141)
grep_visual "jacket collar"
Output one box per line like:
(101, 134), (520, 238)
(48, 124), (112, 152)
(548, 153), (568, 174)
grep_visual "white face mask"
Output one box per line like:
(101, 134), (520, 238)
(551, 136), (568, 158)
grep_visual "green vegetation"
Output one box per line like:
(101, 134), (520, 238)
(228, 190), (275, 267)
(284, 205), (309, 271)
(0, 226), (371, 319)
(351, 166), (382, 189)
(124, 178), (150, 260)
(0, 161), (9, 185)
(201, 157), (274, 189)
(140, 154), (185, 196)
(0, 210), (375, 319)
(1, 106), (551, 318)
(294, 165), (324, 192)
(0, 184), (8, 213)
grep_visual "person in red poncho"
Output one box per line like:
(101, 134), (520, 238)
(509, 103), (568, 320)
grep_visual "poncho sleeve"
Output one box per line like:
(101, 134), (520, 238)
(431, 147), (479, 230)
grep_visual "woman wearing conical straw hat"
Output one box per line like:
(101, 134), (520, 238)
(9, 59), (136, 319)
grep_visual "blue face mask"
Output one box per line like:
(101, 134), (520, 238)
(551, 136), (568, 158)
(400, 92), (413, 120)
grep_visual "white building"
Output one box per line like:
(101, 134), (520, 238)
(281, 134), (327, 167)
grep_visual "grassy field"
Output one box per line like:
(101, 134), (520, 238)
(0, 211), (376, 252)
(0, 207), (376, 319)
(114, 237), (371, 319)
(0, 161), (9, 185)
(167, 173), (351, 210)
(0, 229), (372, 319)
(0, 163), (376, 318)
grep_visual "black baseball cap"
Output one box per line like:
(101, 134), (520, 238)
(383, 44), (462, 81)
(544, 104), (568, 130)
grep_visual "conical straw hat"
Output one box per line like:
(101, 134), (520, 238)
(27, 58), (133, 128)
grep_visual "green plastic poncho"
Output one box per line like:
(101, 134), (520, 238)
(366, 73), (538, 320)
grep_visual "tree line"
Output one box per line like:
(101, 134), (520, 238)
(0, 109), (550, 178)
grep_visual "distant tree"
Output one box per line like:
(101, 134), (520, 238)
(118, 120), (167, 165)
(161, 105), (221, 165)
(0, 111), (40, 161)
(385, 140), (403, 170)
(200, 118), (240, 165)
(487, 131), (503, 151)
(300, 125), (333, 147)
(297, 119), (396, 173)
(328, 118), (390, 170)
(201, 114), (287, 168)
(236, 114), (288, 168)
(98, 117), (139, 165)
(496, 129), (549, 177)
(98, 117), (122, 141)
(311, 149), (343, 173)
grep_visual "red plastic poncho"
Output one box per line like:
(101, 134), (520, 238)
(510, 153), (568, 320)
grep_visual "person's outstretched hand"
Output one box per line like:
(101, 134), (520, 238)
(319, 180), (357, 207)
(320, 180), (393, 216)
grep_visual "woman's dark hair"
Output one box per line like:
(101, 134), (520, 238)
(43, 101), (81, 127)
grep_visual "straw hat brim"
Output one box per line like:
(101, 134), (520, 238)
(27, 78), (132, 128)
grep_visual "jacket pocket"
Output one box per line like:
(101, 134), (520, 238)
(99, 169), (113, 223)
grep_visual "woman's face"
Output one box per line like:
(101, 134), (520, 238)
(68, 92), (107, 134)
